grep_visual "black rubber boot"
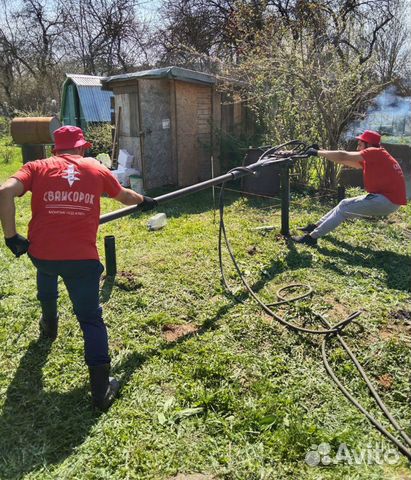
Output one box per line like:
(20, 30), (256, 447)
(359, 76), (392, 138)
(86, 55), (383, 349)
(88, 363), (120, 411)
(39, 300), (59, 340)
(298, 223), (318, 233)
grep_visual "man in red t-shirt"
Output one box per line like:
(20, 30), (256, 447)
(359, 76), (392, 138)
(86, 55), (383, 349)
(0, 126), (157, 410)
(292, 130), (407, 246)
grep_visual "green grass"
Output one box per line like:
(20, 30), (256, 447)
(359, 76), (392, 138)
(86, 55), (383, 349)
(0, 147), (410, 479)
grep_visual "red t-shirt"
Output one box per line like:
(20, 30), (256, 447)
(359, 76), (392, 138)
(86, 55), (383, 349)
(360, 147), (407, 205)
(12, 155), (122, 260)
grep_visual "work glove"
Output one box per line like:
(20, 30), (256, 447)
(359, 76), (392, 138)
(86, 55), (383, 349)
(305, 144), (319, 157)
(139, 196), (158, 212)
(5, 234), (30, 257)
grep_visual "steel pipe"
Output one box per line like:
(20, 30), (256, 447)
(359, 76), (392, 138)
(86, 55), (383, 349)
(100, 155), (306, 225)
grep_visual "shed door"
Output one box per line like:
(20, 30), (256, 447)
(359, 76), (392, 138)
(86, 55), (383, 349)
(175, 82), (212, 186)
(113, 84), (143, 175)
(139, 79), (175, 189)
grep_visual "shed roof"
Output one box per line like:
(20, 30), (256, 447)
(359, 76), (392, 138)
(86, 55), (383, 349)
(63, 74), (113, 123)
(102, 66), (217, 88)
(66, 73), (105, 87)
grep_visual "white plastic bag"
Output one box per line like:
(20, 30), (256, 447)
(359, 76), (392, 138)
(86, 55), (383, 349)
(111, 167), (140, 187)
(117, 149), (134, 169)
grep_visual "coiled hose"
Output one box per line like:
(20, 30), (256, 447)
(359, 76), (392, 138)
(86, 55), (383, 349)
(217, 167), (411, 461)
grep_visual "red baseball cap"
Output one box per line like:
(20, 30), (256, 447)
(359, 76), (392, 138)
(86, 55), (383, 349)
(52, 126), (92, 153)
(355, 130), (381, 146)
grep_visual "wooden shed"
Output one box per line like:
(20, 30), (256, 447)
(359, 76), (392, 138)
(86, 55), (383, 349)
(101, 66), (253, 189)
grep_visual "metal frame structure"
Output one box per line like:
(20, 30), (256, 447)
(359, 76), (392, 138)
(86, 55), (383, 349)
(100, 141), (309, 276)
(100, 141), (308, 231)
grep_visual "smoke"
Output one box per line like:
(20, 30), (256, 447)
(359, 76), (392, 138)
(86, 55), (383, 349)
(347, 86), (411, 139)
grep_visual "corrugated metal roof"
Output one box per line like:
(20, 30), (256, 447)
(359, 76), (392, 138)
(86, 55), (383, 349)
(62, 74), (113, 123)
(66, 73), (105, 87)
(77, 86), (113, 122)
(102, 66), (217, 87)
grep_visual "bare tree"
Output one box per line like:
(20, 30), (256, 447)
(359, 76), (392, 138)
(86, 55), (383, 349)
(0, 0), (153, 109)
(155, 0), (242, 71)
(373, 0), (410, 85)
(17, 0), (67, 75)
(0, 0), (67, 110)
(62, 0), (150, 75)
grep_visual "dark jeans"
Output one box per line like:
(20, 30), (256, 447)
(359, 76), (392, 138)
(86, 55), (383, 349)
(29, 256), (110, 367)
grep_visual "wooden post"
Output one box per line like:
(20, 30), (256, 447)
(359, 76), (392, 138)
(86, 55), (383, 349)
(111, 106), (122, 169)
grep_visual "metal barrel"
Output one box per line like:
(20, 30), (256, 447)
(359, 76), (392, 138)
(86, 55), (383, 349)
(10, 116), (61, 145)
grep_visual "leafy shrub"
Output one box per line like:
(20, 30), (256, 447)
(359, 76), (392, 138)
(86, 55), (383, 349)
(85, 123), (113, 158)
(0, 117), (15, 163)
(212, 127), (264, 173)
(11, 109), (48, 118)
(0, 116), (10, 136)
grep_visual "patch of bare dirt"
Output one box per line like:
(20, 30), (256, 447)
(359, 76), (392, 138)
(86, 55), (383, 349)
(396, 470), (411, 480)
(329, 302), (352, 320)
(261, 312), (274, 325)
(114, 271), (143, 291)
(379, 327), (409, 341)
(162, 324), (199, 342)
(379, 312), (411, 341)
(377, 374), (394, 390)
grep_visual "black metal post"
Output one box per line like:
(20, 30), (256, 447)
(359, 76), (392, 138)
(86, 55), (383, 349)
(21, 145), (46, 164)
(280, 164), (290, 236)
(104, 236), (117, 276)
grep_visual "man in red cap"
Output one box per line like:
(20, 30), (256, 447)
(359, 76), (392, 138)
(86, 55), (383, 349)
(292, 130), (407, 245)
(0, 125), (157, 410)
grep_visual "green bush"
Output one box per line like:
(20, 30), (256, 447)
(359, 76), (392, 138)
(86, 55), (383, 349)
(0, 144), (16, 164)
(0, 116), (16, 164)
(0, 116), (10, 136)
(11, 109), (48, 118)
(85, 123), (113, 158)
(213, 127), (264, 172)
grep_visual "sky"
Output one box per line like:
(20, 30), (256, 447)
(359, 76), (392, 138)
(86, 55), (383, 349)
(138, 0), (161, 23)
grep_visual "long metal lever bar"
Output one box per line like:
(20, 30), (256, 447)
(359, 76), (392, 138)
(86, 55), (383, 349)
(100, 155), (306, 225)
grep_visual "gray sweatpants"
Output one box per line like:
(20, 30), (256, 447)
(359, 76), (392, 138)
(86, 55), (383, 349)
(311, 194), (400, 239)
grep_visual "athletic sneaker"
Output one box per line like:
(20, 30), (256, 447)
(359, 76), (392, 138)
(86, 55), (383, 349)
(298, 223), (317, 233)
(291, 234), (317, 246)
